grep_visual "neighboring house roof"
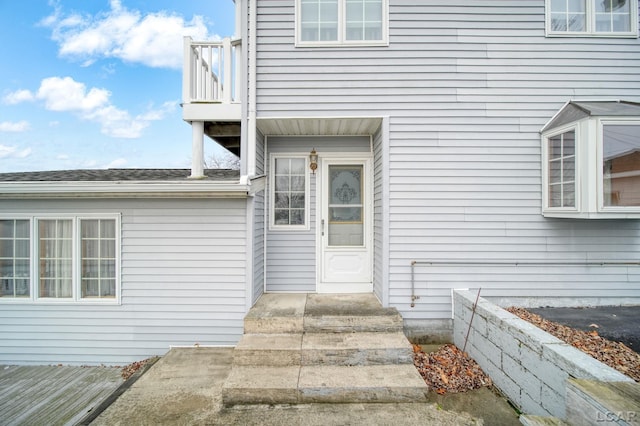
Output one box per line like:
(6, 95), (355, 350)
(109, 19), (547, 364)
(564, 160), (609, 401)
(541, 100), (640, 133)
(0, 168), (256, 199)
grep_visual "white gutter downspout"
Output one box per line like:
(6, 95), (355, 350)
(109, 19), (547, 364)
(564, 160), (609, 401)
(247, 0), (257, 177)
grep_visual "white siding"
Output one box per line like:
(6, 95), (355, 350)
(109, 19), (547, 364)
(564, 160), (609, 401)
(0, 198), (247, 365)
(265, 136), (370, 292)
(255, 1), (640, 316)
(252, 190), (265, 303)
(373, 124), (386, 303)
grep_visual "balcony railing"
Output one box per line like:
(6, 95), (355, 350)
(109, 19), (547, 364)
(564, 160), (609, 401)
(183, 36), (241, 105)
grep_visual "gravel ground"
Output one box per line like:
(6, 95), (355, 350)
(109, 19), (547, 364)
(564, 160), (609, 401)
(507, 307), (640, 382)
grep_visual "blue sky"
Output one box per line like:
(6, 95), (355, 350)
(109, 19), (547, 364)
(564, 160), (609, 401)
(0, 0), (236, 172)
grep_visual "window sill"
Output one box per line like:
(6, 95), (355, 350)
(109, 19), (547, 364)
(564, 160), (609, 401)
(545, 31), (639, 38)
(295, 40), (389, 48)
(543, 210), (640, 219)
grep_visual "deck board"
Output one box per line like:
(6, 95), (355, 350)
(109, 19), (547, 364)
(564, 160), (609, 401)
(0, 365), (123, 426)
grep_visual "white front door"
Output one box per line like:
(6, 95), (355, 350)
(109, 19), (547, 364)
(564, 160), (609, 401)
(318, 158), (372, 293)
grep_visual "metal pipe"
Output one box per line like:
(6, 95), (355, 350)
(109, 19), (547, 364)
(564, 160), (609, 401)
(409, 259), (640, 308)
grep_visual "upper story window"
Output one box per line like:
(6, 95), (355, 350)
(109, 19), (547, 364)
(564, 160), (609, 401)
(541, 101), (640, 219)
(297, 0), (388, 46)
(546, 0), (639, 37)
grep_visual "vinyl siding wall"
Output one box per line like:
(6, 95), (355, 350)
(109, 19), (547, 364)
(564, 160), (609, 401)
(0, 198), (247, 365)
(255, 1), (640, 317)
(252, 190), (265, 303)
(265, 136), (370, 292)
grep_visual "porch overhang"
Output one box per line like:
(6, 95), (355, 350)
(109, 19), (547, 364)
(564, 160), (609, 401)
(257, 117), (383, 136)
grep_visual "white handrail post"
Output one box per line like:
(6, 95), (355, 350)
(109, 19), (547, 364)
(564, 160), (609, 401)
(182, 36), (192, 104)
(222, 38), (232, 104)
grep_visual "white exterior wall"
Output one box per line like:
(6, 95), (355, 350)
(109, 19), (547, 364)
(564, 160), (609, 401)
(265, 136), (370, 292)
(0, 198), (247, 365)
(255, 1), (640, 317)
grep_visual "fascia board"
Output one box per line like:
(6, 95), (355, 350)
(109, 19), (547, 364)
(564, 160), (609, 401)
(0, 181), (250, 199)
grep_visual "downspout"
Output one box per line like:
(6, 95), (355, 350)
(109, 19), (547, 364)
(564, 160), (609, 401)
(247, 0), (257, 177)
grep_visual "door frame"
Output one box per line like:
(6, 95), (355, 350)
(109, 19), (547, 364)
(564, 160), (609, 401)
(316, 153), (373, 293)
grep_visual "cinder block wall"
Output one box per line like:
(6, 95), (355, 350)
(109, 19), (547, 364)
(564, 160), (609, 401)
(452, 290), (633, 419)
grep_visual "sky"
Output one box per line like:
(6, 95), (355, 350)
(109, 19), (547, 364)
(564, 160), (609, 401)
(0, 0), (236, 173)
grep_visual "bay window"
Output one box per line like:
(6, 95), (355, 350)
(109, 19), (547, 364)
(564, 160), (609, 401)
(541, 100), (640, 218)
(0, 215), (120, 302)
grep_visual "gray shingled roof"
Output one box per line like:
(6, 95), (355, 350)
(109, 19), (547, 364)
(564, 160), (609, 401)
(0, 169), (240, 182)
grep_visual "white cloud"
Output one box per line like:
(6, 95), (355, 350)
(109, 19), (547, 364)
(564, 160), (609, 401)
(8, 76), (177, 139)
(104, 158), (128, 168)
(0, 121), (30, 132)
(41, 1), (214, 69)
(0, 145), (32, 159)
(36, 77), (110, 112)
(3, 89), (35, 105)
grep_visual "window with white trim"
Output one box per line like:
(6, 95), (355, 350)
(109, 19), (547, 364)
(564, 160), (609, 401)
(541, 101), (640, 218)
(270, 156), (310, 229)
(0, 219), (30, 298)
(297, 0), (388, 46)
(547, 129), (577, 208)
(546, 0), (639, 37)
(0, 216), (120, 302)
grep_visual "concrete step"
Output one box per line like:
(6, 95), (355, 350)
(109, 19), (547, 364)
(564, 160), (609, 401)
(304, 293), (404, 333)
(301, 332), (414, 366)
(233, 332), (414, 367)
(222, 364), (428, 406)
(519, 415), (569, 426)
(233, 333), (302, 366)
(243, 294), (306, 334)
(565, 379), (640, 426)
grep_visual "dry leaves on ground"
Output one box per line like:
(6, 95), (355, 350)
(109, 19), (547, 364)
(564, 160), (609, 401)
(413, 343), (493, 394)
(507, 307), (640, 382)
(121, 357), (154, 380)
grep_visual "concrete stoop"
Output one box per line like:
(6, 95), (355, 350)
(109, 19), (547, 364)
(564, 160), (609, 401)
(565, 379), (640, 426)
(222, 293), (429, 406)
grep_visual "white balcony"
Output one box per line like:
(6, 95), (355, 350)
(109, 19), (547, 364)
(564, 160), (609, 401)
(182, 36), (242, 122)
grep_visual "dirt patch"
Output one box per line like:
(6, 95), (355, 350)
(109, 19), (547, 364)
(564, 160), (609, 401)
(507, 307), (640, 382)
(413, 343), (493, 394)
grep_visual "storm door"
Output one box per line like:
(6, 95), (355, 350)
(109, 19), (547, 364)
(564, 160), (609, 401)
(318, 158), (372, 293)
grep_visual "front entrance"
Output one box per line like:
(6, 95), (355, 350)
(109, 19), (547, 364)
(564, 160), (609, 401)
(318, 157), (372, 293)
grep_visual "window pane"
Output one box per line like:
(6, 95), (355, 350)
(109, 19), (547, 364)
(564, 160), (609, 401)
(81, 220), (99, 238)
(101, 280), (116, 297)
(80, 219), (117, 299)
(0, 220), (31, 298)
(0, 221), (13, 238)
(603, 124), (640, 207)
(563, 183), (576, 207)
(38, 219), (72, 298)
(301, 0), (338, 42)
(548, 130), (576, 208)
(568, 14), (586, 31)
(0, 259), (12, 277)
(0, 240), (13, 258)
(273, 158), (306, 227)
(346, 0), (383, 41)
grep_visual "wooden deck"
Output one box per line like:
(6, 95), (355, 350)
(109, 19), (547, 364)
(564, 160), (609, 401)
(0, 364), (122, 426)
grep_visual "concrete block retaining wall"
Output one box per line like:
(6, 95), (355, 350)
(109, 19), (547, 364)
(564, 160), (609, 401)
(452, 290), (633, 419)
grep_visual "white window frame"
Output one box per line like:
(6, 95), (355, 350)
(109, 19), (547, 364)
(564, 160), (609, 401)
(542, 123), (582, 214)
(269, 154), (311, 231)
(0, 214), (121, 304)
(546, 0), (639, 38)
(542, 117), (640, 218)
(295, 0), (389, 47)
(597, 118), (640, 213)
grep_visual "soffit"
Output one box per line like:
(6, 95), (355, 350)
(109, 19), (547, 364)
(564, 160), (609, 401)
(257, 117), (383, 136)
